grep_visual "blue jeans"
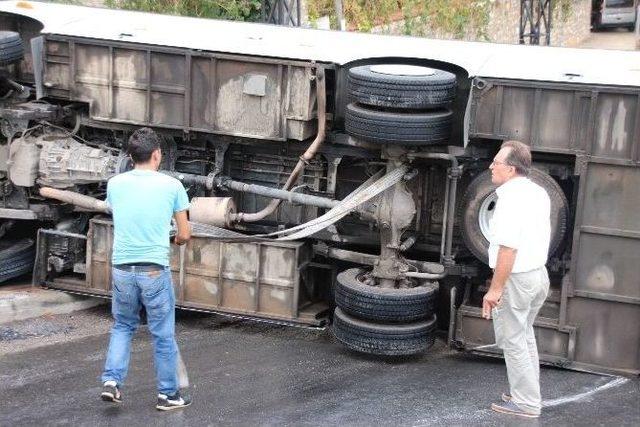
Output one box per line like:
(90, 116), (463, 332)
(101, 266), (178, 395)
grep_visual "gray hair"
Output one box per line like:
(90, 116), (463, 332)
(501, 140), (531, 176)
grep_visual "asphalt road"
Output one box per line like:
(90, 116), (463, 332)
(1, 305), (639, 426)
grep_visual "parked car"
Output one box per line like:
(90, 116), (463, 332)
(592, 0), (637, 31)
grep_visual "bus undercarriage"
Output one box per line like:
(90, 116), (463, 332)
(0, 2), (638, 375)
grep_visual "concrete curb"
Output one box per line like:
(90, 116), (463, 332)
(0, 285), (107, 324)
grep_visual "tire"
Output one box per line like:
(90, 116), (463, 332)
(332, 307), (437, 356)
(0, 220), (14, 240)
(0, 31), (24, 66)
(460, 168), (569, 264)
(348, 64), (456, 109)
(0, 238), (35, 283)
(345, 102), (452, 146)
(335, 267), (438, 323)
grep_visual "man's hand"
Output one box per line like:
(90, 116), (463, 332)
(173, 210), (191, 246)
(483, 245), (517, 320)
(482, 287), (503, 319)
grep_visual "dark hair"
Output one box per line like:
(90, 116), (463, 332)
(126, 127), (160, 164)
(501, 140), (531, 176)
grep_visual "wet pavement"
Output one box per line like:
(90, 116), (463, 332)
(1, 306), (639, 426)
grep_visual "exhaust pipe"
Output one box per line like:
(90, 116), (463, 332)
(39, 187), (110, 213)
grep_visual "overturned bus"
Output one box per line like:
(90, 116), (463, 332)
(0, 1), (638, 375)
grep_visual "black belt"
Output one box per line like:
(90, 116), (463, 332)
(113, 263), (165, 272)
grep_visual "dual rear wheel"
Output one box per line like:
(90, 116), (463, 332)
(344, 64), (456, 146)
(334, 63), (456, 355)
(332, 267), (439, 356)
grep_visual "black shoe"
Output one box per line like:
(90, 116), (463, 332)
(101, 380), (122, 403)
(156, 390), (192, 411)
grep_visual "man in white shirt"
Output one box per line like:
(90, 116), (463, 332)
(482, 140), (551, 419)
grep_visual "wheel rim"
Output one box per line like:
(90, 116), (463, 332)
(478, 191), (498, 241)
(356, 268), (421, 289)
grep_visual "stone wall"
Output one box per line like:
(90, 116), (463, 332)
(364, 1), (592, 47)
(550, 1), (593, 47)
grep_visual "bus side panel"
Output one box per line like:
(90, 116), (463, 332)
(465, 78), (640, 374)
(41, 36), (318, 141)
(567, 162), (640, 373)
(469, 78), (639, 157)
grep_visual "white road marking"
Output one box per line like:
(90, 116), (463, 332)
(542, 376), (629, 407)
(471, 343), (499, 351)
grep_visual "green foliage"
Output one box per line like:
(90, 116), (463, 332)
(45, 0), (85, 4)
(553, 0), (575, 22)
(104, 0), (263, 21)
(307, 0), (493, 40)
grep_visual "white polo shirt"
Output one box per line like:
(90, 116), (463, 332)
(488, 176), (551, 273)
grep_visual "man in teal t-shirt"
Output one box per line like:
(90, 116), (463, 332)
(100, 127), (192, 411)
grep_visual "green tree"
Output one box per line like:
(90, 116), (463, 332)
(104, 0), (263, 21)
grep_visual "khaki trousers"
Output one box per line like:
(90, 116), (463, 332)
(492, 266), (550, 414)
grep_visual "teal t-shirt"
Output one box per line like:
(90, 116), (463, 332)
(107, 169), (189, 266)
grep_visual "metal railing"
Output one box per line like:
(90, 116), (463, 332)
(262, 0), (301, 26)
(520, 0), (552, 45)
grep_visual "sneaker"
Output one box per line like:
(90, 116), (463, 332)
(501, 392), (512, 402)
(101, 380), (122, 403)
(491, 400), (539, 418)
(156, 390), (192, 411)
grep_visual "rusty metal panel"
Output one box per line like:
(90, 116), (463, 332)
(43, 40), (71, 98)
(259, 285), (295, 317)
(499, 86), (534, 143)
(113, 86), (147, 123)
(566, 161), (640, 374)
(184, 238), (221, 275)
(112, 48), (148, 123)
(537, 90), (574, 150)
(150, 52), (185, 126)
(469, 79), (639, 158)
(259, 244), (297, 287)
(87, 219), (112, 292)
(580, 163), (640, 232)
(74, 43), (109, 117)
(575, 233), (640, 300)
(168, 234), (311, 321)
(470, 83), (498, 136)
(221, 242), (258, 282)
(285, 66), (314, 121)
(592, 94), (638, 160)
(566, 297), (640, 373)
(113, 48), (147, 84)
(75, 44), (109, 81)
(455, 308), (573, 363)
(44, 36), (317, 141)
(40, 217), (326, 326)
(190, 57), (216, 130)
(215, 60), (282, 138)
(221, 279), (256, 312)
(183, 275), (220, 306)
(284, 66), (316, 140)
